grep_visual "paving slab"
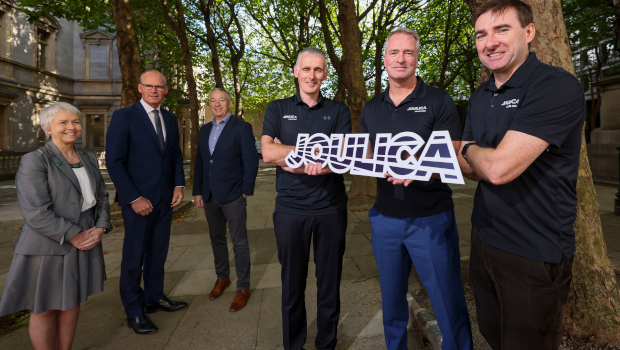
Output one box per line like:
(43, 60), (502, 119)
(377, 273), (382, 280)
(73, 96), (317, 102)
(168, 234), (210, 247)
(100, 296), (195, 350)
(347, 223), (373, 235)
(344, 233), (374, 258)
(352, 255), (380, 279)
(166, 245), (217, 272)
(164, 292), (262, 350)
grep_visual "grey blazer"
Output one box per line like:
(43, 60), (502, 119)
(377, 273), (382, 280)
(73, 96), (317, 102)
(13, 141), (113, 256)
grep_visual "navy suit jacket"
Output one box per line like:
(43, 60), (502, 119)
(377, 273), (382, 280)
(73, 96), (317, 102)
(106, 101), (185, 207)
(192, 116), (258, 202)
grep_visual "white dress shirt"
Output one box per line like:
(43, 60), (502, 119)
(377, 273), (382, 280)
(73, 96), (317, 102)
(140, 99), (166, 141)
(61, 164), (97, 245)
(73, 167), (97, 212)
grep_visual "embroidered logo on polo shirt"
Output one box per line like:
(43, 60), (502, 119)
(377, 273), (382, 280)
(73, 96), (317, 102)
(501, 99), (519, 108)
(283, 115), (297, 120)
(407, 106), (427, 113)
(323, 116), (331, 120)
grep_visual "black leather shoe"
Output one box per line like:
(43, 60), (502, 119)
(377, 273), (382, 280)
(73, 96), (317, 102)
(127, 314), (158, 335)
(145, 296), (188, 313)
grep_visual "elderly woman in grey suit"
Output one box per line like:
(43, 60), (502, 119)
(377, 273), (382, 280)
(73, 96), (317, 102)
(0, 102), (112, 350)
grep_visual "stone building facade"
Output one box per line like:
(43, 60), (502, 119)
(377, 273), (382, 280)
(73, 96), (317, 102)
(0, 1), (121, 177)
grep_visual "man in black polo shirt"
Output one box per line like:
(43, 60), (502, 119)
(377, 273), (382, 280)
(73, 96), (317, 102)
(362, 27), (472, 350)
(459, 1), (585, 348)
(261, 47), (351, 350)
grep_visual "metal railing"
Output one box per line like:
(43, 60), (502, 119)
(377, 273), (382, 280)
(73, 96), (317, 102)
(0, 152), (26, 181)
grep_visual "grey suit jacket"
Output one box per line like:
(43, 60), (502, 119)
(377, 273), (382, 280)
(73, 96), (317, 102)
(13, 141), (113, 256)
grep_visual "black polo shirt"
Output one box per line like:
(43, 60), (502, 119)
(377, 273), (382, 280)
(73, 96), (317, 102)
(463, 53), (585, 263)
(262, 93), (351, 215)
(361, 77), (462, 218)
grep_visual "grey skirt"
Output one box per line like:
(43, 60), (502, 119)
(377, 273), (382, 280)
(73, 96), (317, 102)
(0, 208), (106, 316)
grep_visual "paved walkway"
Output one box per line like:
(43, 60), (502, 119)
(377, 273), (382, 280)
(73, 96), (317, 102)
(0, 166), (618, 349)
(0, 168), (430, 350)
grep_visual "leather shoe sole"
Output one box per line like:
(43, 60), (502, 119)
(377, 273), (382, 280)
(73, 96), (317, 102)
(145, 302), (188, 314)
(127, 315), (159, 335)
(127, 323), (158, 335)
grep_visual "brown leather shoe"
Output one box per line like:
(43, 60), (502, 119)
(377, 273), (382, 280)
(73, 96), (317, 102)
(229, 289), (250, 312)
(209, 277), (230, 300)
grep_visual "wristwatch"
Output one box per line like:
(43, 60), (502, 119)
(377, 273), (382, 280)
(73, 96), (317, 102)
(461, 142), (476, 161)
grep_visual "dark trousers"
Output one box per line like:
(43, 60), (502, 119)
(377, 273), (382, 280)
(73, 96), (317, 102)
(203, 194), (251, 290)
(273, 211), (347, 350)
(369, 208), (472, 350)
(120, 201), (173, 317)
(469, 230), (573, 350)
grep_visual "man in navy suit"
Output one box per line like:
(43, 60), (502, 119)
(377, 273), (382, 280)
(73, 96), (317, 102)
(106, 70), (187, 335)
(193, 88), (258, 312)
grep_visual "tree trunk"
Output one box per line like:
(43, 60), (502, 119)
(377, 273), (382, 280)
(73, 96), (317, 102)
(337, 0), (375, 196)
(222, 0), (245, 119)
(334, 76), (346, 102)
(198, 0), (224, 88)
(373, 38), (383, 96)
(111, 0), (143, 108)
(232, 60), (243, 118)
(465, 0), (620, 345)
(160, 0), (200, 180)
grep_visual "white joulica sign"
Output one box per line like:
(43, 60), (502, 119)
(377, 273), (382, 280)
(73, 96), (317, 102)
(284, 131), (464, 185)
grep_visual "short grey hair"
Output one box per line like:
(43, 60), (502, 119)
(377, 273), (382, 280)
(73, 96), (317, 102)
(295, 47), (328, 72)
(384, 27), (421, 56)
(39, 102), (81, 131)
(209, 88), (231, 102)
(140, 69), (167, 86)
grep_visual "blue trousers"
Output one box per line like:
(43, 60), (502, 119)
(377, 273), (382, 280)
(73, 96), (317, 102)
(120, 202), (173, 317)
(369, 208), (472, 350)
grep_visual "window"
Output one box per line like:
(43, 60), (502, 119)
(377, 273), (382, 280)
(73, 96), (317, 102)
(36, 30), (48, 70)
(86, 114), (104, 148)
(89, 45), (109, 80)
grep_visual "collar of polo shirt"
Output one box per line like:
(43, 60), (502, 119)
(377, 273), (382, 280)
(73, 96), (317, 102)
(486, 53), (540, 92)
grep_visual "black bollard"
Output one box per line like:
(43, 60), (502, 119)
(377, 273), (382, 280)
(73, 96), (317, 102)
(616, 145), (620, 216)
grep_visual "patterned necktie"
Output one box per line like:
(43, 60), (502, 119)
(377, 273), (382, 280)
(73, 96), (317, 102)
(153, 109), (165, 151)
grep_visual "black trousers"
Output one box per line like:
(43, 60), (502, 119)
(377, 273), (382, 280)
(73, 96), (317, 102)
(273, 211), (347, 350)
(469, 230), (573, 350)
(203, 194), (251, 290)
(120, 202), (173, 317)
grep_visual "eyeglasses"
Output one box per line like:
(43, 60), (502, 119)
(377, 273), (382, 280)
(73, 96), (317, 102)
(141, 84), (166, 91)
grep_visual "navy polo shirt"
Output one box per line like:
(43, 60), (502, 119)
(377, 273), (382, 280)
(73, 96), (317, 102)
(262, 93), (352, 215)
(361, 77), (463, 218)
(463, 53), (585, 263)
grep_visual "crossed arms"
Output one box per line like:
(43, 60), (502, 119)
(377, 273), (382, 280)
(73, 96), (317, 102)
(459, 131), (550, 185)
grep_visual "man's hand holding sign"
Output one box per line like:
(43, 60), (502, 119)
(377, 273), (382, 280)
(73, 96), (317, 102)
(283, 131), (464, 185)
